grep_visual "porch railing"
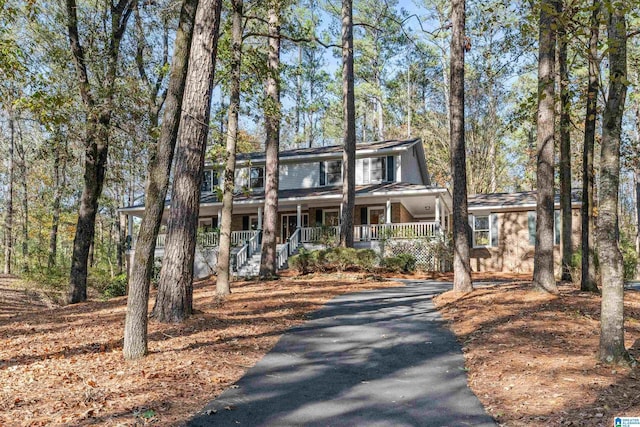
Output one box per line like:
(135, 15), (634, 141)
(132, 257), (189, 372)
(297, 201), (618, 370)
(300, 225), (340, 243)
(235, 244), (248, 272)
(155, 230), (259, 249)
(288, 228), (301, 255)
(353, 222), (440, 241)
(247, 230), (261, 257)
(276, 242), (289, 270)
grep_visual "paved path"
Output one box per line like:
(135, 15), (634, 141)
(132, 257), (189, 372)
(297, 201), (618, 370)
(189, 280), (497, 427)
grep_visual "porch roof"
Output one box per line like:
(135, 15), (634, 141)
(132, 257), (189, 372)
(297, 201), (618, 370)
(199, 182), (448, 206)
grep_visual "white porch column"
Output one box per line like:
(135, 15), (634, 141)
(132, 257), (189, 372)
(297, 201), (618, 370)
(340, 202), (343, 224)
(435, 196), (441, 230)
(257, 206), (263, 230)
(217, 208), (222, 227)
(296, 204), (302, 229)
(386, 199), (392, 224)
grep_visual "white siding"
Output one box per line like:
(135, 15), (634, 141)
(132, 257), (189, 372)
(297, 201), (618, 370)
(279, 162), (320, 190)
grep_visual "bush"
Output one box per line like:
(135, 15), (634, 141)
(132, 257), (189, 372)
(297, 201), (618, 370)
(289, 249), (311, 274)
(381, 253), (416, 273)
(325, 247), (359, 271)
(355, 249), (378, 271)
(102, 273), (128, 299)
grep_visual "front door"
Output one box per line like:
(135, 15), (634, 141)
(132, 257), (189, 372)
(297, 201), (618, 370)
(369, 207), (386, 225)
(281, 213), (309, 241)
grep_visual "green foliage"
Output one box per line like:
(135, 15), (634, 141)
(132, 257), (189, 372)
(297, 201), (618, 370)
(380, 253), (416, 273)
(102, 273), (128, 299)
(289, 247), (379, 274)
(620, 236), (638, 281)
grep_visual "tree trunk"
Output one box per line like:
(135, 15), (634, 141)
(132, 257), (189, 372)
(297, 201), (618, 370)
(581, 0), (599, 293)
(216, 0), (243, 295)
(598, 4), (631, 365)
(450, 0), (472, 293)
(635, 168), (640, 280)
(259, 3), (281, 279)
(123, 0), (199, 358)
(18, 130), (28, 273)
(152, 0), (222, 323)
(3, 114), (14, 275)
(557, 1), (572, 282)
(339, 0), (356, 248)
(533, 0), (558, 294)
(66, 0), (134, 303)
(48, 139), (64, 269)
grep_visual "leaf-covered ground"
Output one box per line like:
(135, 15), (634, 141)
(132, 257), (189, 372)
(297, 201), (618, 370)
(435, 281), (640, 427)
(0, 272), (402, 426)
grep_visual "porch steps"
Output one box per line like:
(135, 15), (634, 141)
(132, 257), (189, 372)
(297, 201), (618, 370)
(234, 244), (291, 278)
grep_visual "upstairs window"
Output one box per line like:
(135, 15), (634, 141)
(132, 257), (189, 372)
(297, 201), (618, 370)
(357, 156), (394, 184)
(201, 170), (219, 193)
(320, 160), (342, 186)
(250, 166), (264, 189)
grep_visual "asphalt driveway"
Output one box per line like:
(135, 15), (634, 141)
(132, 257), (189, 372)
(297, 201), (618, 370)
(188, 280), (497, 427)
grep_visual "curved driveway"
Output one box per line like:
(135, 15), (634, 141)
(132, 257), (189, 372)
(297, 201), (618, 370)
(189, 280), (497, 427)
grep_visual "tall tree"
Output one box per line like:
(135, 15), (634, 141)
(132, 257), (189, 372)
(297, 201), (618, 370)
(152, 0), (223, 323)
(339, 0), (356, 248)
(598, 2), (631, 365)
(557, 0), (572, 281)
(48, 135), (66, 269)
(581, 0), (600, 292)
(217, 0), (243, 295)
(123, 0), (199, 359)
(450, 0), (472, 293)
(532, 0), (558, 294)
(66, 0), (136, 303)
(3, 112), (14, 275)
(259, 0), (282, 278)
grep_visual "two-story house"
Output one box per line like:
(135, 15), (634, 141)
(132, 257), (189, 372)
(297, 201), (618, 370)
(121, 138), (453, 277)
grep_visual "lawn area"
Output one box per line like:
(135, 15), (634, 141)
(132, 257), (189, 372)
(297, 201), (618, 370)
(2, 272), (640, 426)
(0, 273), (401, 426)
(435, 281), (640, 427)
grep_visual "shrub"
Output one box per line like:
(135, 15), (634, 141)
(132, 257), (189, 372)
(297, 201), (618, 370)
(102, 273), (128, 299)
(309, 249), (329, 272)
(289, 249), (311, 274)
(325, 247), (359, 271)
(355, 249), (378, 271)
(381, 253), (416, 273)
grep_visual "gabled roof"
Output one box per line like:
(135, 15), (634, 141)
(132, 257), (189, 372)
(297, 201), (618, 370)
(232, 138), (421, 164)
(468, 190), (582, 211)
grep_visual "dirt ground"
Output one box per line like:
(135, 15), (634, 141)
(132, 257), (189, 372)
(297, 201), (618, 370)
(0, 272), (402, 426)
(2, 272), (640, 426)
(435, 280), (640, 427)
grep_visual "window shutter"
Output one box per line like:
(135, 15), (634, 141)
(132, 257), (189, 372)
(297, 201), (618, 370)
(315, 209), (323, 225)
(528, 211), (536, 245)
(386, 156), (394, 182)
(490, 213), (499, 247)
(468, 214), (474, 247)
(554, 210), (561, 245)
(360, 207), (368, 224)
(242, 215), (249, 230)
(319, 162), (325, 186)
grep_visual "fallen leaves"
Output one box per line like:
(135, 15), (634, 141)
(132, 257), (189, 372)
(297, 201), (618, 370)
(0, 273), (401, 426)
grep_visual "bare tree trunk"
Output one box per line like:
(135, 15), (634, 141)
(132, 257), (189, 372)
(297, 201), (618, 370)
(598, 4), (631, 365)
(635, 169), (640, 280)
(533, 0), (558, 294)
(339, 0), (356, 248)
(581, 0), (599, 293)
(152, 0), (222, 323)
(66, 0), (135, 303)
(450, 0), (472, 293)
(3, 114), (14, 275)
(18, 129), (28, 273)
(295, 45), (302, 137)
(123, 0), (199, 358)
(48, 146), (61, 269)
(217, 0), (243, 295)
(259, 3), (282, 279)
(557, 1), (572, 282)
